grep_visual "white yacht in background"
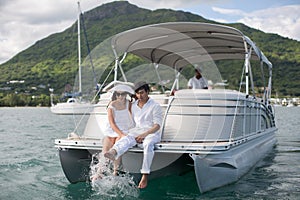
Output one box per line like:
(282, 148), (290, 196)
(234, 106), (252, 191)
(50, 96), (93, 115)
(55, 22), (277, 193)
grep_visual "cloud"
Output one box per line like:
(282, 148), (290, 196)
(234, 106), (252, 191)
(131, 0), (218, 10)
(239, 5), (300, 40)
(0, 0), (79, 63)
(212, 6), (245, 16)
(0, 0), (108, 64)
(212, 5), (300, 41)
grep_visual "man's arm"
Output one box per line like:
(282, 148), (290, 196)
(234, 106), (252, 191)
(135, 124), (160, 143)
(135, 103), (162, 143)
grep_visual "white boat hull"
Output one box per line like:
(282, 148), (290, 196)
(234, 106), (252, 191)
(56, 146), (194, 183)
(192, 130), (277, 193)
(50, 102), (94, 115)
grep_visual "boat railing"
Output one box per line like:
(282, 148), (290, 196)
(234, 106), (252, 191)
(160, 89), (274, 143)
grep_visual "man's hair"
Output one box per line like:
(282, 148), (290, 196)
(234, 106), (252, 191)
(195, 69), (202, 73)
(134, 81), (150, 93)
(136, 84), (150, 93)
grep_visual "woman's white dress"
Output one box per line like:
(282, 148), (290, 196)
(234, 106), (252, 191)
(104, 101), (134, 137)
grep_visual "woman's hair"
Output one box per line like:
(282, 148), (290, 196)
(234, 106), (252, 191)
(111, 91), (117, 101)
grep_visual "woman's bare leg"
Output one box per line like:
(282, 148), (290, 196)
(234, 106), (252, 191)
(91, 136), (116, 181)
(113, 157), (122, 175)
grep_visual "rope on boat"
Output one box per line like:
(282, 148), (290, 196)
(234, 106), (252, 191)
(229, 64), (246, 141)
(71, 64), (115, 134)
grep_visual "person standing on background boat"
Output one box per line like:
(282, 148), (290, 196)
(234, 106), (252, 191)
(91, 84), (135, 181)
(187, 66), (208, 89)
(104, 81), (163, 189)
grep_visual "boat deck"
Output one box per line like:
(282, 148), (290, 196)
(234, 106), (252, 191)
(55, 138), (228, 154)
(55, 128), (276, 154)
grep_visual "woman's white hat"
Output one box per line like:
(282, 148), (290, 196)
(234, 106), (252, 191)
(109, 84), (135, 94)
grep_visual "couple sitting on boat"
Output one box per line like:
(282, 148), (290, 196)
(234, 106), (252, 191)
(93, 81), (163, 189)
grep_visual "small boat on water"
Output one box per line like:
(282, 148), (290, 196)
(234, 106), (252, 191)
(50, 97), (94, 115)
(55, 22), (277, 193)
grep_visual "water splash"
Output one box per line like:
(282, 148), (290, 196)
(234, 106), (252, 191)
(90, 153), (139, 198)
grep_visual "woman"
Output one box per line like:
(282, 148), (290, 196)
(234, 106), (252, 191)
(91, 84), (135, 181)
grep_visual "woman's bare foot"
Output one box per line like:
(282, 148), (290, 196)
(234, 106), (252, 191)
(104, 149), (117, 161)
(138, 174), (148, 189)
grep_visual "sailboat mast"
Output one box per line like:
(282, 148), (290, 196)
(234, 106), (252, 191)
(77, 1), (82, 94)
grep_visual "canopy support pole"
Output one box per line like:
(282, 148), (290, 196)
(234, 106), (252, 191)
(112, 48), (128, 83)
(267, 68), (273, 104)
(243, 40), (250, 97)
(119, 53), (128, 82)
(247, 48), (256, 98)
(170, 68), (182, 94)
(153, 63), (165, 93)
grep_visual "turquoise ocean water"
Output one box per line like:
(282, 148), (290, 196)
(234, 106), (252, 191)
(0, 106), (299, 199)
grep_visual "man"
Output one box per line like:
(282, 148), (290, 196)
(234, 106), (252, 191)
(187, 67), (208, 89)
(104, 81), (163, 189)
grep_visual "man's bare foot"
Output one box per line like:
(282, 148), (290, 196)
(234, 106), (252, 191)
(91, 173), (102, 182)
(138, 174), (148, 189)
(113, 170), (118, 176)
(104, 149), (117, 161)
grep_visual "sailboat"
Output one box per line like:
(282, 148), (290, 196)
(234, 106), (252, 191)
(50, 2), (94, 115)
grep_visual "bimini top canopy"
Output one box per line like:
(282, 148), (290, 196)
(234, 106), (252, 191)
(111, 22), (272, 70)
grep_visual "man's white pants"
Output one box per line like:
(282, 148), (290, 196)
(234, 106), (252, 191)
(113, 133), (160, 174)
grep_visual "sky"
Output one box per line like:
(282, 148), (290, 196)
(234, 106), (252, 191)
(0, 0), (299, 64)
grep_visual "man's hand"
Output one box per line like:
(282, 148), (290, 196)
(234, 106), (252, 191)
(135, 132), (148, 143)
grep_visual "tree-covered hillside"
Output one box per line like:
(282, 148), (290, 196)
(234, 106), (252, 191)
(0, 1), (299, 106)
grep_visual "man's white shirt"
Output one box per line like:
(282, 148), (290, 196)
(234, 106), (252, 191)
(187, 76), (208, 89)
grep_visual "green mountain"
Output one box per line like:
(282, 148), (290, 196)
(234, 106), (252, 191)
(0, 1), (299, 105)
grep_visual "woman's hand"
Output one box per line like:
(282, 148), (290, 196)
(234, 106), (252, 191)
(116, 133), (126, 141)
